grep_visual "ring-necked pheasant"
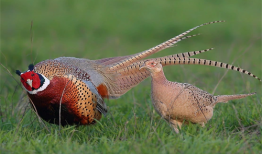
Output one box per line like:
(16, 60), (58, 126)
(16, 21), (261, 126)
(139, 59), (256, 133)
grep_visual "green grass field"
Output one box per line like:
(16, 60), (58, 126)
(1, 0), (261, 153)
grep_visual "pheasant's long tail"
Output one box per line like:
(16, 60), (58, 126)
(95, 56), (130, 65)
(157, 57), (261, 82)
(215, 92), (256, 103)
(117, 48), (214, 75)
(107, 21), (224, 71)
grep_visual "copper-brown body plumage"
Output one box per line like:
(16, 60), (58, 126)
(28, 59), (106, 125)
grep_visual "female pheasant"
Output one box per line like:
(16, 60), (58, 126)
(16, 21), (261, 126)
(140, 60), (256, 133)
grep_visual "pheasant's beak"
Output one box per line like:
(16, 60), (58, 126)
(139, 63), (146, 70)
(26, 79), (33, 88)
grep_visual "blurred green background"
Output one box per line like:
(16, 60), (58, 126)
(0, 0), (261, 153)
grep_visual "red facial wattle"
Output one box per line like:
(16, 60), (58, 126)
(20, 71), (41, 91)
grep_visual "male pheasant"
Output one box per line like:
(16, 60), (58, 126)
(140, 60), (256, 133)
(16, 21), (261, 126)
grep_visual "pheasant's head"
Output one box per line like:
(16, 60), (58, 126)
(16, 64), (50, 94)
(140, 60), (162, 73)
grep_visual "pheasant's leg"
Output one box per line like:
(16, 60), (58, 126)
(169, 119), (183, 134)
(199, 122), (205, 127)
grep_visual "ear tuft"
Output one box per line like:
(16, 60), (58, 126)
(28, 64), (34, 71)
(16, 70), (22, 76)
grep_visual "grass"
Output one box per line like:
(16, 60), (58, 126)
(1, 0), (261, 153)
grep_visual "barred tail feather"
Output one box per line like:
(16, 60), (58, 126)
(117, 48), (214, 74)
(108, 21), (224, 71)
(159, 57), (261, 82)
(173, 48), (213, 58)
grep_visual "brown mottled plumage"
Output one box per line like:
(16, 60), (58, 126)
(140, 60), (256, 133)
(16, 21), (260, 126)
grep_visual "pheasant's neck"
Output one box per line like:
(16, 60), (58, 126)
(151, 70), (167, 84)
